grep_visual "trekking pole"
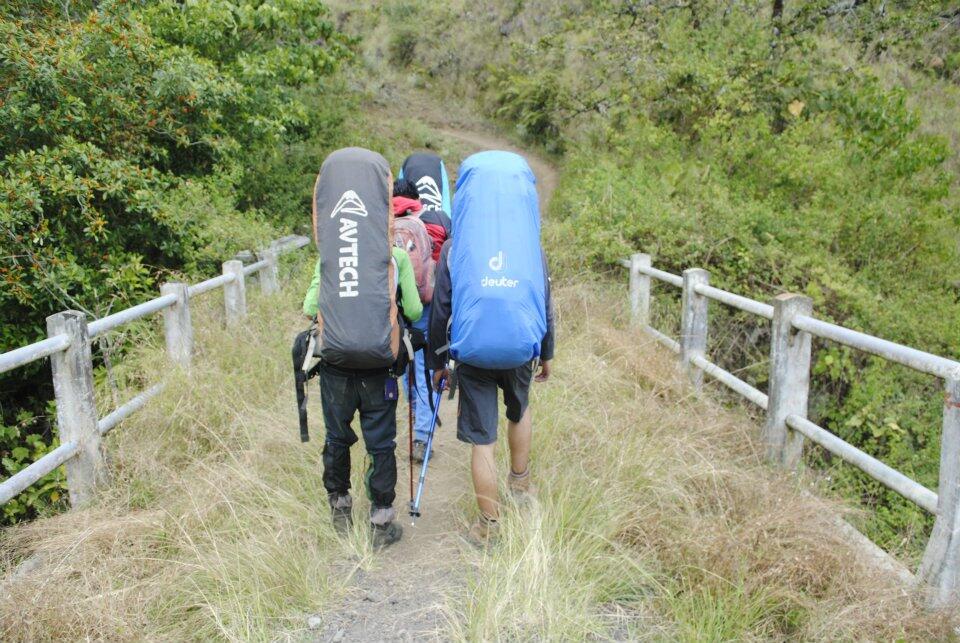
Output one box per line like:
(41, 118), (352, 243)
(409, 377), (445, 521)
(407, 368), (415, 504)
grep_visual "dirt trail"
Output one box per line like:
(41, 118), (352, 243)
(309, 128), (558, 642)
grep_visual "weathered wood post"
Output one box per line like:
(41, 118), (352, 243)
(680, 268), (709, 391)
(160, 282), (192, 368)
(46, 311), (106, 506)
(763, 294), (812, 467)
(222, 260), (247, 326)
(258, 247), (279, 295)
(919, 376), (960, 606)
(629, 253), (651, 327)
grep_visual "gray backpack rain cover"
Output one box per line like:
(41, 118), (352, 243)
(312, 147), (399, 369)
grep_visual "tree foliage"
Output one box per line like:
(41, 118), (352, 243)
(0, 0), (351, 522)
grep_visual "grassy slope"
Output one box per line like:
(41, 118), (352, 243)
(1, 253), (952, 639)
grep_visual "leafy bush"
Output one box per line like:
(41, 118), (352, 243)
(0, 0), (352, 523)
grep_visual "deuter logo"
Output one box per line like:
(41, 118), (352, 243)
(482, 276), (518, 288)
(415, 176), (442, 211)
(329, 190), (368, 298)
(489, 251), (504, 271)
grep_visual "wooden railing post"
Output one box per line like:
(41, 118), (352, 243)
(160, 282), (192, 368)
(629, 253), (651, 327)
(680, 268), (709, 391)
(222, 260), (246, 326)
(763, 294), (812, 467)
(920, 376), (960, 606)
(259, 247), (279, 295)
(46, 311), (106, 506)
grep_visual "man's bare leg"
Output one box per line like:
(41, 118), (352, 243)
(472, 443), (499, 519)
(507, 408), (532, 475)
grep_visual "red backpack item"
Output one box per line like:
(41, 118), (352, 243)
(394, 215), (435, 304)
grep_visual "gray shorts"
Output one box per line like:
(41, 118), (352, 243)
(456, 362), (534, 446)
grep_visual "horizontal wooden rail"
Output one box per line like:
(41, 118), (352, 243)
(0, 442), (80, 506)
(695, 283), (774, 320)
(0, 334), (71, 376)
(98, 383), (166, 436)
(188, 273), (236, 298)
(792, 315), (960, 381)
(242, 259), (269, 276)
(642, 326), (680, 354)
(88, 294), (178, 339)
(786, 414), (939, 514)
(691, 354), (769, 409)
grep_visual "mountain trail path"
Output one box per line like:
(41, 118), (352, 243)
(308, 126), (558, 642)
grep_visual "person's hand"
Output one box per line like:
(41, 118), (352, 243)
(535, 360), (552, 383)
(433, 367), (450, 392)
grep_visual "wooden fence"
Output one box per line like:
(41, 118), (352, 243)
(0, 235), (310, 509)
(620, 253), (960, 607)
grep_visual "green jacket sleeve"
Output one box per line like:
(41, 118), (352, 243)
(302, 251), (421, 322)
(301, 258), (321, 317)
(394, 248), (422, 322)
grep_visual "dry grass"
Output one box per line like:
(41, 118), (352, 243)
(446, 281), (957, 640)
(0, 245), (956, 639)
(0, 256), (377, 641)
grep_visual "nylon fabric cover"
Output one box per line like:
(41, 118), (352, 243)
(394, 215), (435, 304)
(313, 147), (398, 369)
(449, 151), (546, 369)
(400, 152), (451, 214)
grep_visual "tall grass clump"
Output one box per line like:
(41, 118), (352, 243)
(446, 282), (956, 640)
(0, 256), (373, 640)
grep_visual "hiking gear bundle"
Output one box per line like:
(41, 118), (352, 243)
(312, 147), (399, 370)
(448, 151), (547, 370)
(292, 326), (322, 443)
(394, 215), (436, 304)
(409, 376), (445, 519)
(400, 152), (451, 214)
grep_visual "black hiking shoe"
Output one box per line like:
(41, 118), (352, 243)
(371, 522), (403, 549)
(331, 506), (353, 534)
(329, 493), (353, 534)
(412, 440), (427, 464)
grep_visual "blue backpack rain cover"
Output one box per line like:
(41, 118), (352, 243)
(449, 151), (547, 369)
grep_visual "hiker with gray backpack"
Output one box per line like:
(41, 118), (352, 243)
(427, 151), (555, 546)
(392, 172), (452, 463)
(298, 147), (423, 549)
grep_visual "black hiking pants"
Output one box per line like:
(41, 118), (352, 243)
(319, 363), (398, 510)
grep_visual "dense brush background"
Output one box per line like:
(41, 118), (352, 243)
(2, 0), (960, 639)
(329, 0), (960, 560)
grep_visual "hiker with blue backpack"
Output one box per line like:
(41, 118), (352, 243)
(299, 147), (423, 549)
(393, 155), (453, 464)
(427, 151), (555, 545)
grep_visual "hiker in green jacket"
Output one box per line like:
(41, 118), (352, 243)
(302, 249), (423, 321)
(302, 246), (422, 548)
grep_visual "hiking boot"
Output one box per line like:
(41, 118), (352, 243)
(508, 467), (536, 499)
(412, 440), (427, 464)
(328, 493), (353, 534)
(464, 514), (499, 548)
(371, 522), (403, 549)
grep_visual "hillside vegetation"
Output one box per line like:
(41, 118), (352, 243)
(0, 0), (355, 523)
(337, 0), (960, 558)
(1, 253), (953, 639)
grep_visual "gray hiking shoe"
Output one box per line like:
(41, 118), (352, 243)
(463, 514), (499, 549)
(329, 493), (353, 534)
(508, 468), (536, 499)
(371, 522), (403, 549)
(412, 440), (427, 464)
